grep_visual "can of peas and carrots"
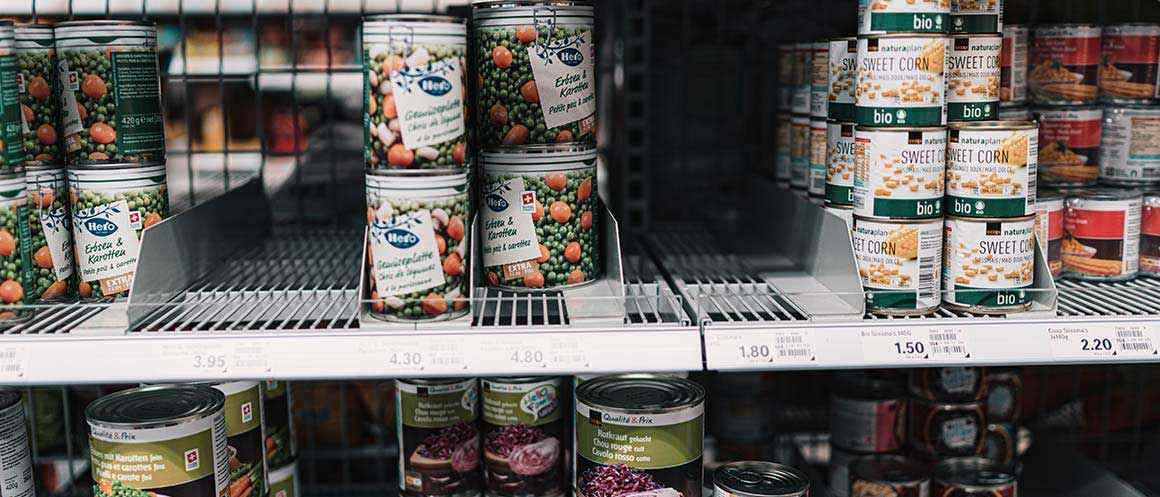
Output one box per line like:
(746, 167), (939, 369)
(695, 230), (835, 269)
(481, 145), (599, 290)
(396, 378), (481, 497)
(790, 114), (810, 189)
(775, 112), (792, 182)
(826, 120), (856, 206)
(829, 37), (857, 122)
(0, 174), (35, 324)
(69, 164), (169, 301)
(26, 166), (75, 302)
(853, 126), (946, 219)
(366, 171), (471, 321)
(0, 22), (24, 176)
(809, 116), (828, 196)
(856, 34), (949, 127)
(363, 15), (468, 171)
(947, 35), (1001, 122)
(950, 0), (1002, 34)
(54, 21), (164, 166)
(15, 24), (60, 168)
(481, 377), (566, 497)
(473, 1), (595, 147)
(262, 381), (296, 469)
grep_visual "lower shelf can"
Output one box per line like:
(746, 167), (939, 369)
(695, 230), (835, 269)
(207, 381), (267, 497)
(984, 367), (1022, 423)
(1063, 187), (1142, 281)
(69, 164), (169, 300)
(262, 381), (296, 468)
(910, 367), (986, 402)
(853, 216), (943, 316)
(0, 391), (34, 497)
(574, 375), (705, 497)
(942, 216), (1036, 314)
(909, 397), (986, 459)
(932, 457), (1017, 497)
(830, 374), (907, 453)
(982, 423), (1019, 466)
(365, 171), (471, 321)
(396, 378), (481, 497)
(0, 174), (35, 324)
(267, 463), (299, 497)
(26, 167), (75, 302)
(1099, 105), (1160, 186)
(712, 461), (809, 497)
(849, 455), (929, 497)
(481, 377), (565, 497)
(87, 385), (230, 497)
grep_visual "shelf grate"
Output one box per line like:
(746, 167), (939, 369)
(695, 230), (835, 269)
(3, 306), (106, 335)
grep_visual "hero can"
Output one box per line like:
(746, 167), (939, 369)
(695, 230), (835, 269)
(790, 114), (810, 189)
(1063, 188), (1142, 281)
(713, 461), (809, 497)
(1029, 24), (1101, 105)
(830, 374), (907, 453)
(574, 375), (705, 497)
(856, 34), (949, 127)
(1036, 189), (1065, 277)
(26, 166), (76, 302)
(950, 0), (1002, 34)
(481, 377), (565, 497)
(395, 378), (481, 497)
(812, 41), (830, 118)
(827, 120), (857, 206)
(946, 121), (1038, 218)
(947, 35), (1001, 121)
(858, 0), (950, 35)
(909, 397), (985, 459)
(1034, 106), (1102, 186)
(853, 126), (946, 219)
(1000, 25), (1028, 106)
(775, 112), (792, 182)
(793, 43), (813, 115)
(853, 216), (943, 315)
(910, 367), (986, 402)
(849, 455), (929, 497)
(830, 37), (858, 122)
(0, 174), (36, 324)
(1142, 192), (1160, 276)
(1098, 24), (1160, 104)
(0, 392), (33, 497)
(809, 117), (828, 196)
(1099, 105), (1160, 185)
(943, 215), (1036, 313)
(15, 23), (60, 168)
(932, 457), (1017, 497)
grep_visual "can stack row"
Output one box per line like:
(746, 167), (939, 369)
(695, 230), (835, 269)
(363, 2), (602, 323)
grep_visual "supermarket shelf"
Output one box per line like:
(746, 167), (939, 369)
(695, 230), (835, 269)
(2, 0), (470, 16)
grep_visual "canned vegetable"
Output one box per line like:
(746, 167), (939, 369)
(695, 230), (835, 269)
(1029, 24), (1101, 105)
(1098, 24), (1160, 104)
(858, 0), (950, 35)
(984, 367), (1021, 423)
(396, 378), (481, 497)
(26, 166), (75, 302)
(1034, 106), (1101, 186)
(829, 37), (857, 122)
(262, 381), (296, 468)
(908, 397), (985, 458)
(268, 464), (300, 497)
(713, 461), (809, 497)
(0, 174), (35, 323)
(950, 0), (1002, 34)
(932, 457), (1017, 497)
(1035, 189), (1064, 277)
(777, 45), (795, 111)
(0, 22), (22, 175)
(943, 215), (1036, 314)
(997, 105), (1030, 121)
(827, 120), (857, 206)
(790, 114), (810, 189)
(947, 35), (1001, 121)
(481, 377), (566, 497)
(809, 117), (827, 196)
(830, 375), (907, 453)
(775, 112), (792, 182)
(946, 121), (1037, 218)
(857, 34), (949, 127)
(854, 126), (946, 219)
(1063, 187), (1142, 281)
(1099, 104), (1160, 185)
(793, 43), (813, 115)
(811, 41), (830, 118)
(0, 392), (33, 497)
(910, 367), (986, 402)
(853, 216), (943, 315)
(849, 455), (929, 497)
(1000, 25), (1028, 106)
(15, 24), (59, 168)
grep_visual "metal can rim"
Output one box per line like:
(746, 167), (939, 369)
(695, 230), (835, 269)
(86, 384), (224, 429)
(575, 375), (705, 414)
(714, 461), (810, 497)
(364, 14), (466, 23)
(946, 214), (1036, 223)
(858, 33), (950, 40)
(855, 125), (947, 133)
(948, 120), (1037, 131)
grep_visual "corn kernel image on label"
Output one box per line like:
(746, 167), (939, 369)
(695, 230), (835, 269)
(854, 217), (943, 312)
(943, 216), (1035, 310)
(857, 35), (949, 127)
(854, 127), (946, 219)
(947, 35), (1001, 121)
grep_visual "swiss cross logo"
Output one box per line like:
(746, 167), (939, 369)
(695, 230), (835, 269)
(16, 74), (24, 93)
(184, 449), (200, 471)
(520, 191), (537, 214)
(242, 402), (253, 423)
(128, 211), (141, 229)
(68, 71), (79, 91)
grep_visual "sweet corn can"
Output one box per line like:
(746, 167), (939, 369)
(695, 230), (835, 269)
(790, 114), (810, 189)
(1098, 24), (1160, 104)
(856, 34), (949, 127)
(947, 35), (1001, 122)
(1034, 106), (1102, 186)
(1000, 25), (1028, 107)
(775, 112), (792, 182)
(950, 0), (1002, 34)
(793, 43), (813, 115)
(853, 216), (943, 315)
(809, 117), (827, 197)
(826, 120), (857, 206)
(1063, 188), (1141, 281)
(942, 215), (1036, 314)
(811, 41), (830, 118)
(858, 0), (950, 36)
(829, 37), (858, 122)
(776, 44), (795, 111)
(1035, 189), (1064, 278)
(853, 126), (946, 219)
(1099, 105), (1160, 185)
(946, 120), (1038, 218)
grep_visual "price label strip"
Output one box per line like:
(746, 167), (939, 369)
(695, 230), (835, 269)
(230, 341), (271, 376)
(548, 336), (590, 370)
(861, 328), (930, 364)
(504, 335), (550, 370)
(425, 339), (466, 371)
(161, 342), (229, 375)
(926, 327), (971, 361)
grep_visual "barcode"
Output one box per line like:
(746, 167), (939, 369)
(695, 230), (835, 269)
(0, 350), (17, 360)
(930, 332), (959, 342)
(1117, 329), (1145, 338)
(431, 356), (462, 366)
(919, 256), (937, 300)
(1119, 341), (1153, 351)
(776, 334), (804, 344)
(778, 348), (810, 358)
(1027, 170), (1036, 207)
(932, 345), (965, 355)
(0, 364), (20, 372)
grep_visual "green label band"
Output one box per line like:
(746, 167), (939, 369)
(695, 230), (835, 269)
(826, 185), (854, 205)
(870, 12), (949, 33)
(575, 411), (702, 467)
(110, 51), (165, 156)
(0, 55), (22, 170)
(948, 101), (998, 121)
(856, 106), (944, 127)
(866, 288), (919, 310)
(947, 195), (1029, 218)
(829, 103), (855, 122)
(871, 197), (943, 218)
(952, 285), (1031, 307)
(950, 14), (1000, 34)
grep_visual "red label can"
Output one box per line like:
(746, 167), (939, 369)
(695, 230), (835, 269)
(1063, 188), (1142, 281)
(1099, 24), (1160, 103)
(1034, 106), (1102, 186)
(1030, 24), (1101, 105)
(1036, 192), (1065, 277)
(933, 457), (1018, 497)
(1141, 193), (1160, 275)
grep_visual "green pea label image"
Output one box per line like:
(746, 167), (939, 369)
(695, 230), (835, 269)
(0, 55), (24, 172)
(16, 39), (61, 166)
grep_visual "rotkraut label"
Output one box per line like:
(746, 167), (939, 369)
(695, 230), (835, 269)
(858, 0), (950, 35)
(943, 217), (1035, 308)
(827, 121), (856, 205)
(857, 36), (949, 126)
(481, 378), (564, 497)
(829, 38), (857, 121)
(947, 36), (1001, 121)
(947, 125), (1038, 217)
(854, 128), (946, 218)
(853, 218), (942, 310)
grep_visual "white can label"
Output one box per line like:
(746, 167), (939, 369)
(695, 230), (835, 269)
(948, 36), (1001, 121)
(1100, 109), (1160, 182)
(791, 115), (811, 188)
(809, 119), (828, 196)
(481, 177), (542, 270)
(857, 36), (949, 126)
(853, 218), (943, 310)
(859, 0), (951, 35)
(1001, 25), (1028, 105)
(943, 217), (1035, 307)
(776, 114), (792, 181)
(811, 43), (830, 118)
(826, 122), (857, 205)
(528, 31), (596, 130)
(370, 210), (446, 297)
(829, 39), (858, 121)
(73, 199), (141, 295)
(0, 405), (33, 497)
(854, 128), (946, 218)
(947, 126), (1038, 217)
(389, 58), (466, 150)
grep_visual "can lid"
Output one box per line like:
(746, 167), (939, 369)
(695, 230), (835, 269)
(473, 0), (591, 8)
(14, 23), (53, 39)
(55, 20), (156, 28)
(365, 170), (469, 190)
(715, 462), (810, 497)
(850, 455), (928, 485)
(575, 374), (705, 413)
(364, 14), (465, 23)
(485, 376), (565, 385)
(948, 120), (1037, 131)
(86, 385), (225, 429)
(397, 377), (473, 386)
(854, 125), (947, 133)
(1070, 186), (1142, 202)
(934, 457), (1016, 487)
(68, 164), (168, 183)
(0, 390), (20, 412)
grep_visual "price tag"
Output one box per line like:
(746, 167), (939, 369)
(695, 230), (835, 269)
(772, 329), (816, 364)
(1048, 324), (1119, 360)
(426, 339), (466, 371)
(927, 327), (971, 360)
(861, 328), (929, 363)
(1115, 324), (1159, 358)
(230, 341), (271, 376)
(548, 336), (590, 370)
(0, 346), (28, 381)
(162, 343), (229, 375)
(503, 336), (550, 370)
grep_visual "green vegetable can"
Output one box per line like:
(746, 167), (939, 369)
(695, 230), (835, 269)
(0, 392), (35, 497)
(481, 145), (600, 290)
(363, 15), (468, 171)
(395, 378), (481, 497)
(473, 1), (596, 147)
(87, 385), (230, 497)
(0, 174), (36, 324)
(69, 164), (169, 301)
(261, 381), (296, 469)
(26, 166), (76, 302)
(207, 382), (268, 497)
(366, 172), (471, 321)
(54, 21), (165, 166)
(15, 24), (61, 168)
(0, 22), (24, 175)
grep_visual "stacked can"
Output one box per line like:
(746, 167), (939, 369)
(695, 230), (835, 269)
(829, 371), (908, 497)
(809, 41), (830, 197)
(1097, 24), (1160, 187)
(981, 367), (1022, 466)
(1029, 23), (1101, 186)
(826, 37), (857, 214)
(775, 44), (795, 184)
(852, 0), (950, 316)
(908, 367), (988, 463)
(263, 381), (300, 497)
(474, 1), (602, 292)
(790, 42), (813, 190)
(52, 20), (170, 302)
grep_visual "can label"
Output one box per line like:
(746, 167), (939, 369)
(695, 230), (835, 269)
(950, 0), (1002, 34)
(912, 367), (984, 401)
(829, 39), (857, 121)
(909, 399), (985, 458)
(985, 373), (1022, 423)
(1143, 200), (1160, 274)
(809, 118), (828, 196)
(90, 408), (229, 497)
(812, 43), (830, 118)
(827, 121), (857, 205)
(214, 382), (267, 497)
(858, 0), (950, 35)
(998, 106), (1030, 121)
(481, 378), (564, 497)
(16, 34), (61, 167)
(830, 395), (906, 453)
(262, 381), (296, 468)
(1099, 107), (1160, 183)
(1029, 25), (1100, 104)
(857, 36), (949, 127)
(943, 217), (1035, 308)
(1098, 24), (1160, 103)
(1001, 25), (1028, 106)
(947, 126), (1037, 217)
(777, 45), (795, 111)
(854, 128), (946, 218)
(775, 113), (792, 181)
(948, 36), (1001, 121)
(791, 115), (811, 188)
(1036, 107), (1102, 185)
(0, 53), (23, 174)
(1064, 196), (1142, 278)
(268, 465), (298, 497)
(396, 379), (481, 496)
(792, 46), (813, 115)
(0, 403), (34, 497)
(1036, 198), (1064, 277)
(853, 218), (943, 311)
(27, 170), (76, 302)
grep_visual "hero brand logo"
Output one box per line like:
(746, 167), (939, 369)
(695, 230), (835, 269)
(419, 75), (453, 97)
(184, 448), (200, 471)
(84, 217), (118, 237)
(485, 193), (509, 212)
(557, 47), (584, 67)
(386, 229), (420, 249)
